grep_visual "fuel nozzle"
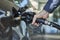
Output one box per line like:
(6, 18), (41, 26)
(36, 18), (60, 30)
(36, 18), (46, 24)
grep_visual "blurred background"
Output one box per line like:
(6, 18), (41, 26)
(0, 0), (60, 40)
(14, 0), (60, 40)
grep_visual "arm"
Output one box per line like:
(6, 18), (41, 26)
(32, 0), (60, 26)
(43, 0), (60, 13)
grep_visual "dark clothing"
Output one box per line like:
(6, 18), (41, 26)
(43, 0), (60, 13)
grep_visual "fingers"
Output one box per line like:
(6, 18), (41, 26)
(32, 14), (43, 25)
(34, 23), (40, 26)
(32, 13), (43, 25)
(32, 15), (37, 24)
(32, 15), (41, 26)
(32, 11), (49, 26)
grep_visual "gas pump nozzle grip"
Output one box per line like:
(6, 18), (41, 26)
(36, 18), (60, 30)
(36, 18), (46, 24)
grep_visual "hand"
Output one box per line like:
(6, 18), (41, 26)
(32, 10), (49, 26)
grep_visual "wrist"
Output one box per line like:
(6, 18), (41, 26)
(42, 10), (49, 14)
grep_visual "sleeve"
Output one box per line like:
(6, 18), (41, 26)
(43, 0), (60, 13)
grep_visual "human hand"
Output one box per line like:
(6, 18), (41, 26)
(32, 10), (49, 26)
